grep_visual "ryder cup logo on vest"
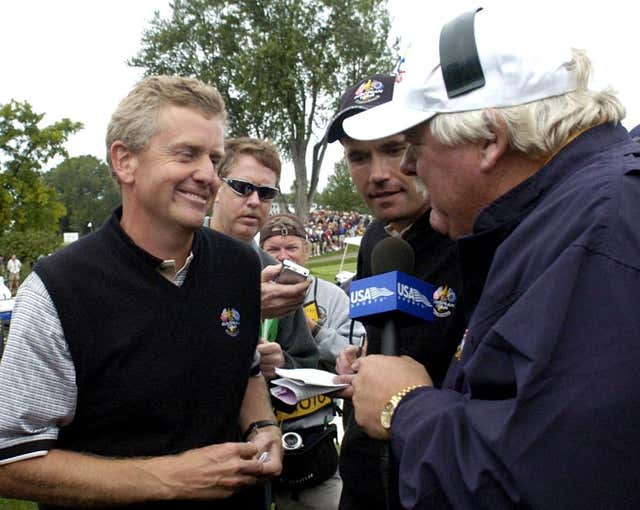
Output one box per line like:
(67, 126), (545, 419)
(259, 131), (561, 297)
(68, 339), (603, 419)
(220, 307), (240, 337)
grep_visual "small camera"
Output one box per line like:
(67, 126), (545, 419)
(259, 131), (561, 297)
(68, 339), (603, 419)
(282, 431), (304, 450)
(275, 259), (310, 285)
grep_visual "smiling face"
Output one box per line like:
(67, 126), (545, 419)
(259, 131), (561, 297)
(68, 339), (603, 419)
(116, 104), (224, 242)
(342, 133), (429, 231)
(212, 154), (278, 243)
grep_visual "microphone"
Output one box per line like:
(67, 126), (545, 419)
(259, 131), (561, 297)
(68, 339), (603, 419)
(373, 238), (412, 356)
(371, 236), (415, 275)
(349, 237), (434, 355)
(364, 238), (419, 510)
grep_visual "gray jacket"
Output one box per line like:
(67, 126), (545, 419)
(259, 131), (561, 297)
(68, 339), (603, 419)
(305, 275), (365, 371)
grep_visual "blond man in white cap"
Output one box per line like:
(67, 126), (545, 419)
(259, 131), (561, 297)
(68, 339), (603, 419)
(339, 7), (640, 509)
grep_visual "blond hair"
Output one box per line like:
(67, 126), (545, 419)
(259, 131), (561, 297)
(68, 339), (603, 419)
(106, 75), (226, 168)
(429, 49), (626, 157)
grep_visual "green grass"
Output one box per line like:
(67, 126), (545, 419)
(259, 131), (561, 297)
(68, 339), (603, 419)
(0, 499), (36, 509)
(307, 244), (358, 282)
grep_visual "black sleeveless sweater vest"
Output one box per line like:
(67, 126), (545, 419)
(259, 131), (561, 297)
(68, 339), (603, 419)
(34, 210), (262, 509)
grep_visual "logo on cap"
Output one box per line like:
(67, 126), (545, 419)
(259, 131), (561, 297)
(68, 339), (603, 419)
(353, 79), (385, 105)
(220, 307), (241, 337)
(433, 286), (457, 318)
(274, 225), (290, 237)
(394, 56), (406, 83)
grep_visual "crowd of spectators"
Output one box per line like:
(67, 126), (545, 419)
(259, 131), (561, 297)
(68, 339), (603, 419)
(305, 209), (372, 256)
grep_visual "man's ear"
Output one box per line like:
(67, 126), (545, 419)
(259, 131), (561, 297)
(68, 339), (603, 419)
(479, 113), (509, 173)
(110, 141), (136, 185)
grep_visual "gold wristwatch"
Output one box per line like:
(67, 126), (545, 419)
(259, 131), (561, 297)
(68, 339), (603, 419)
(380, 385), (426, 431)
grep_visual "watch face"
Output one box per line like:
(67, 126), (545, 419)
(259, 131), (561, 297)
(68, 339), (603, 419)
(381, 401), (394, 429)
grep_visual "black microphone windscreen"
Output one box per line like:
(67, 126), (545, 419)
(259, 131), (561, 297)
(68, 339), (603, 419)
(371, 237), (415, 275)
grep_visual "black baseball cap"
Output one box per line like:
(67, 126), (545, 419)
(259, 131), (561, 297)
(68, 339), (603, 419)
(324, 73), (396, 143)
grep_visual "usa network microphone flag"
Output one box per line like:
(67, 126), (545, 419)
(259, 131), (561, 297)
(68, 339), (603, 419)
(349, 271), (434, 322)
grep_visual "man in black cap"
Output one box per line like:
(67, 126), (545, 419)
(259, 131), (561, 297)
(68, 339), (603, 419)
(326, 74), (466, 510)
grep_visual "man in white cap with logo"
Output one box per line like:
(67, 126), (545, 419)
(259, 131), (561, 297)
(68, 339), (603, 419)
(339, 6), (640, 509)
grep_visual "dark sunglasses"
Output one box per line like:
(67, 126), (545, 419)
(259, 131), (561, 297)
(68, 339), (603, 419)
(222, 177), (279, 201)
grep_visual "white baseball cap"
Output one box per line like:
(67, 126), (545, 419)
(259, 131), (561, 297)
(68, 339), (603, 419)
(343, 7), (578, 141)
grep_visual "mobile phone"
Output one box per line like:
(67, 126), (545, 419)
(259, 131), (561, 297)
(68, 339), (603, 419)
(275, 259), (310, 284)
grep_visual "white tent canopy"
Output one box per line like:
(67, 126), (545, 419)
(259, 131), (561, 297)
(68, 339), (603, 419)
(343, 236), (362, 247)
(336, 235), (362, 284)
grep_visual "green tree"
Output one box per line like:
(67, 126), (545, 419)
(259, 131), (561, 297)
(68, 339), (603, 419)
(316, 159), (368, 213)
(0, 100), (82, 233)
(0, 229), (62, 273)
(130, 0), (395, 219)
(45, 156), (120, 234)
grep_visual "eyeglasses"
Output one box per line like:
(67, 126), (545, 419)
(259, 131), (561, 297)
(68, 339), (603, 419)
(222, 178), (279, 201)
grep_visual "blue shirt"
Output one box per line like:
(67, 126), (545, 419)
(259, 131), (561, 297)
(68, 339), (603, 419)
(391, 123), (640, 509)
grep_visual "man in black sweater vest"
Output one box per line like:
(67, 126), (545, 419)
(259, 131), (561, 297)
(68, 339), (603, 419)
(0, 76), (282, 509)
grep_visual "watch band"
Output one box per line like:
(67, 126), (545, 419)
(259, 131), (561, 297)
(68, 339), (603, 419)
(381, 384), (427, 432)
(242, 419), (279, 441)
(396, 384), (425, 402)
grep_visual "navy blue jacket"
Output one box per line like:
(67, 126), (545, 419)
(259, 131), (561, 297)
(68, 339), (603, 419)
(391, 123), (640, 509)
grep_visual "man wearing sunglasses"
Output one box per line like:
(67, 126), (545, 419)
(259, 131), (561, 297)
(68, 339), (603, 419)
(208, 137), (319, 378)
(222, 177), (280, 201)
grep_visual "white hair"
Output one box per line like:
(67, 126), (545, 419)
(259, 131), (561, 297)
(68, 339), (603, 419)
(429, 49), (626, 157)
